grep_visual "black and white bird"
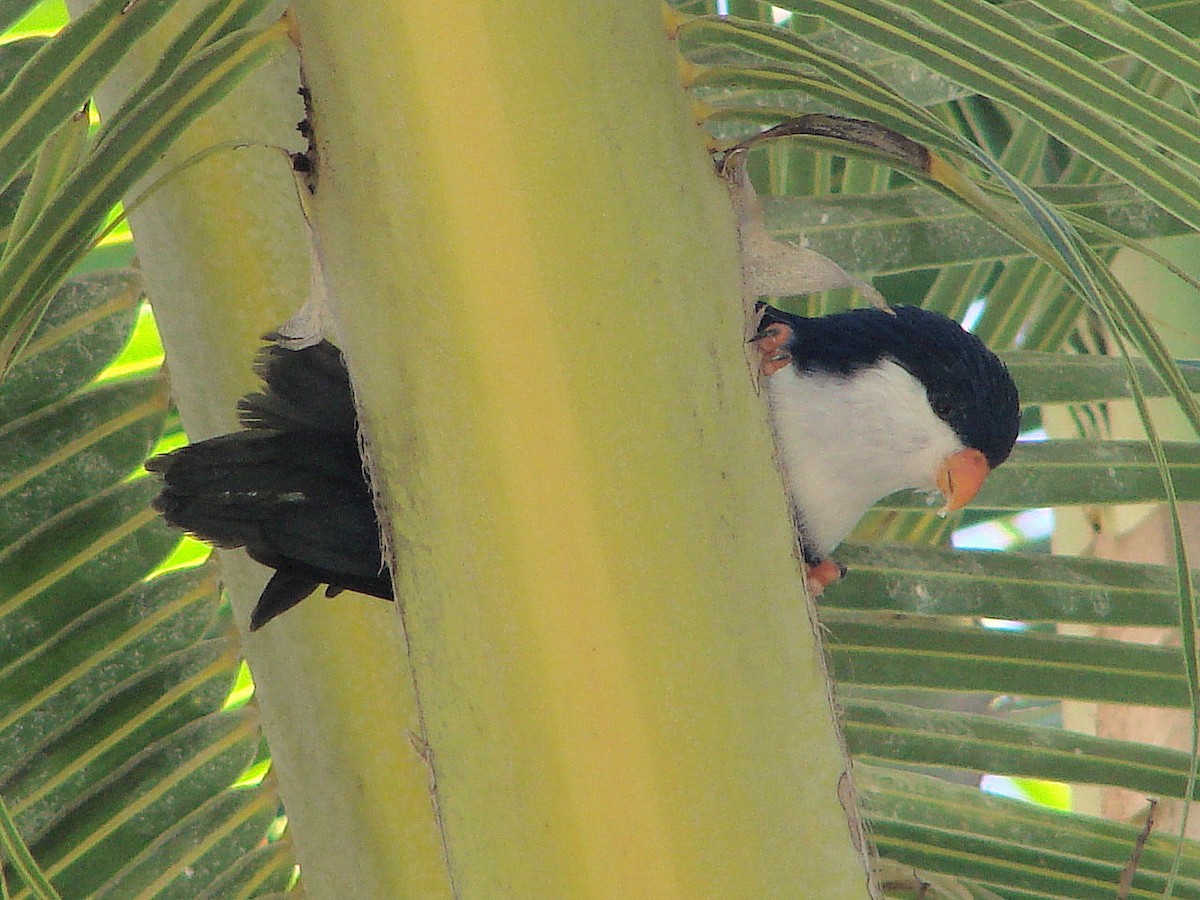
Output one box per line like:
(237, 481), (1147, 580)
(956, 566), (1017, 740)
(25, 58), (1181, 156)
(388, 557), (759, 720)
(147, 304), (1019, 629)
(751, 302), (1020, 593)
(147, 340), (392, 631)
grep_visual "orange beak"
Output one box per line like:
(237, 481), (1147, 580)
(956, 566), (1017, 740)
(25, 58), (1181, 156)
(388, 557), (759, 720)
(935, 448), (991, 516)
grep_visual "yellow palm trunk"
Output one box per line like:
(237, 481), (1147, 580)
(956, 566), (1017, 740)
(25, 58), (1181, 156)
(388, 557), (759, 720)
(84, 0), (874, 894)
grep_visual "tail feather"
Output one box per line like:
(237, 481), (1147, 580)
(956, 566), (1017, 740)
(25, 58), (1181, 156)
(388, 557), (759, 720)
(251, 567), (322, 632)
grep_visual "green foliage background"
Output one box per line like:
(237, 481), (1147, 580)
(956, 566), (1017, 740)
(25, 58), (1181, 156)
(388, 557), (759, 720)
(3, 0), (1200, 897)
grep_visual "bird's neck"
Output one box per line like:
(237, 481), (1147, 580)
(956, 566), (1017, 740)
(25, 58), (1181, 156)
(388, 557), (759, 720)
(765, 359), (963, 559)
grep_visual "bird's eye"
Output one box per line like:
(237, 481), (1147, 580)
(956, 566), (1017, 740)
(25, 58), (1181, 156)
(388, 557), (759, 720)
(931, 399), (954, 420)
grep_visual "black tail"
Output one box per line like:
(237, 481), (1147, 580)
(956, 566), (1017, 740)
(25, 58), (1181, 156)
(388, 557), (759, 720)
(147, 340), (392, 631)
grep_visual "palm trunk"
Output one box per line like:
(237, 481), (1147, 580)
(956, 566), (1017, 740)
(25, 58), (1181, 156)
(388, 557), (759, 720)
(81, 0), (874, 894)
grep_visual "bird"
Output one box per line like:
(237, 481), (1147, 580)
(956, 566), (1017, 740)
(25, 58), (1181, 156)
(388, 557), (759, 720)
(146, 339), (393, 631)
(750, 302), (1021, 595)
(147, 305), (1019, 630)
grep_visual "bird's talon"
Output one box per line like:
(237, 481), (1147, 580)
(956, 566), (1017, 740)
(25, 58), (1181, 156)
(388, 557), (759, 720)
(805, 558), (846, 596)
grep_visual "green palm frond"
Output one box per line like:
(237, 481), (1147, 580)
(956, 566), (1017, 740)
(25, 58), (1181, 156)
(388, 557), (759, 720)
(0, 271), (294, 896)
(0, 2), (295, 895)
(7, 0), (1200, 895)
(674, 0), (1200, 895)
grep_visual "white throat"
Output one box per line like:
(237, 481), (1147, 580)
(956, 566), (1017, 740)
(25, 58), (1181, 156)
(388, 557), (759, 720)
(765, 359), (963, 559)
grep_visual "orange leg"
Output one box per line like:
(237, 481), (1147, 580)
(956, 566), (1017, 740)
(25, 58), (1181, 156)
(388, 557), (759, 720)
(805, 558), (845, 597)
(750, 322), (794, 376)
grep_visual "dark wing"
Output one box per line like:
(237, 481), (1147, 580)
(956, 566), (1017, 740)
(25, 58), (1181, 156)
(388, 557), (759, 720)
(146, 341), (392, 631)
(237, 340), (358, 434)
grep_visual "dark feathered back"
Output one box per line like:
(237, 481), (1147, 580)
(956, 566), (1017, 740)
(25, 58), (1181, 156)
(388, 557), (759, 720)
(759, 304), (1020, 469)
(237, 340), (358, 434)
(146, 340), (391, 630)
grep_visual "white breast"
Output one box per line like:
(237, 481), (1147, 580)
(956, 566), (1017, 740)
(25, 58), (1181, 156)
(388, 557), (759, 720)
(765, 359), (963, 558)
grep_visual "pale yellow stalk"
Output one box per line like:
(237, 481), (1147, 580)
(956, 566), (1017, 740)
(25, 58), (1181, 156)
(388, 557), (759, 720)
(75, 0), (873, 894)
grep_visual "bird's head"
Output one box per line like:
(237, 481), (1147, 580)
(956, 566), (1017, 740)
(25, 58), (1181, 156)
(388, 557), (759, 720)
(756, 303), (1020, 551)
